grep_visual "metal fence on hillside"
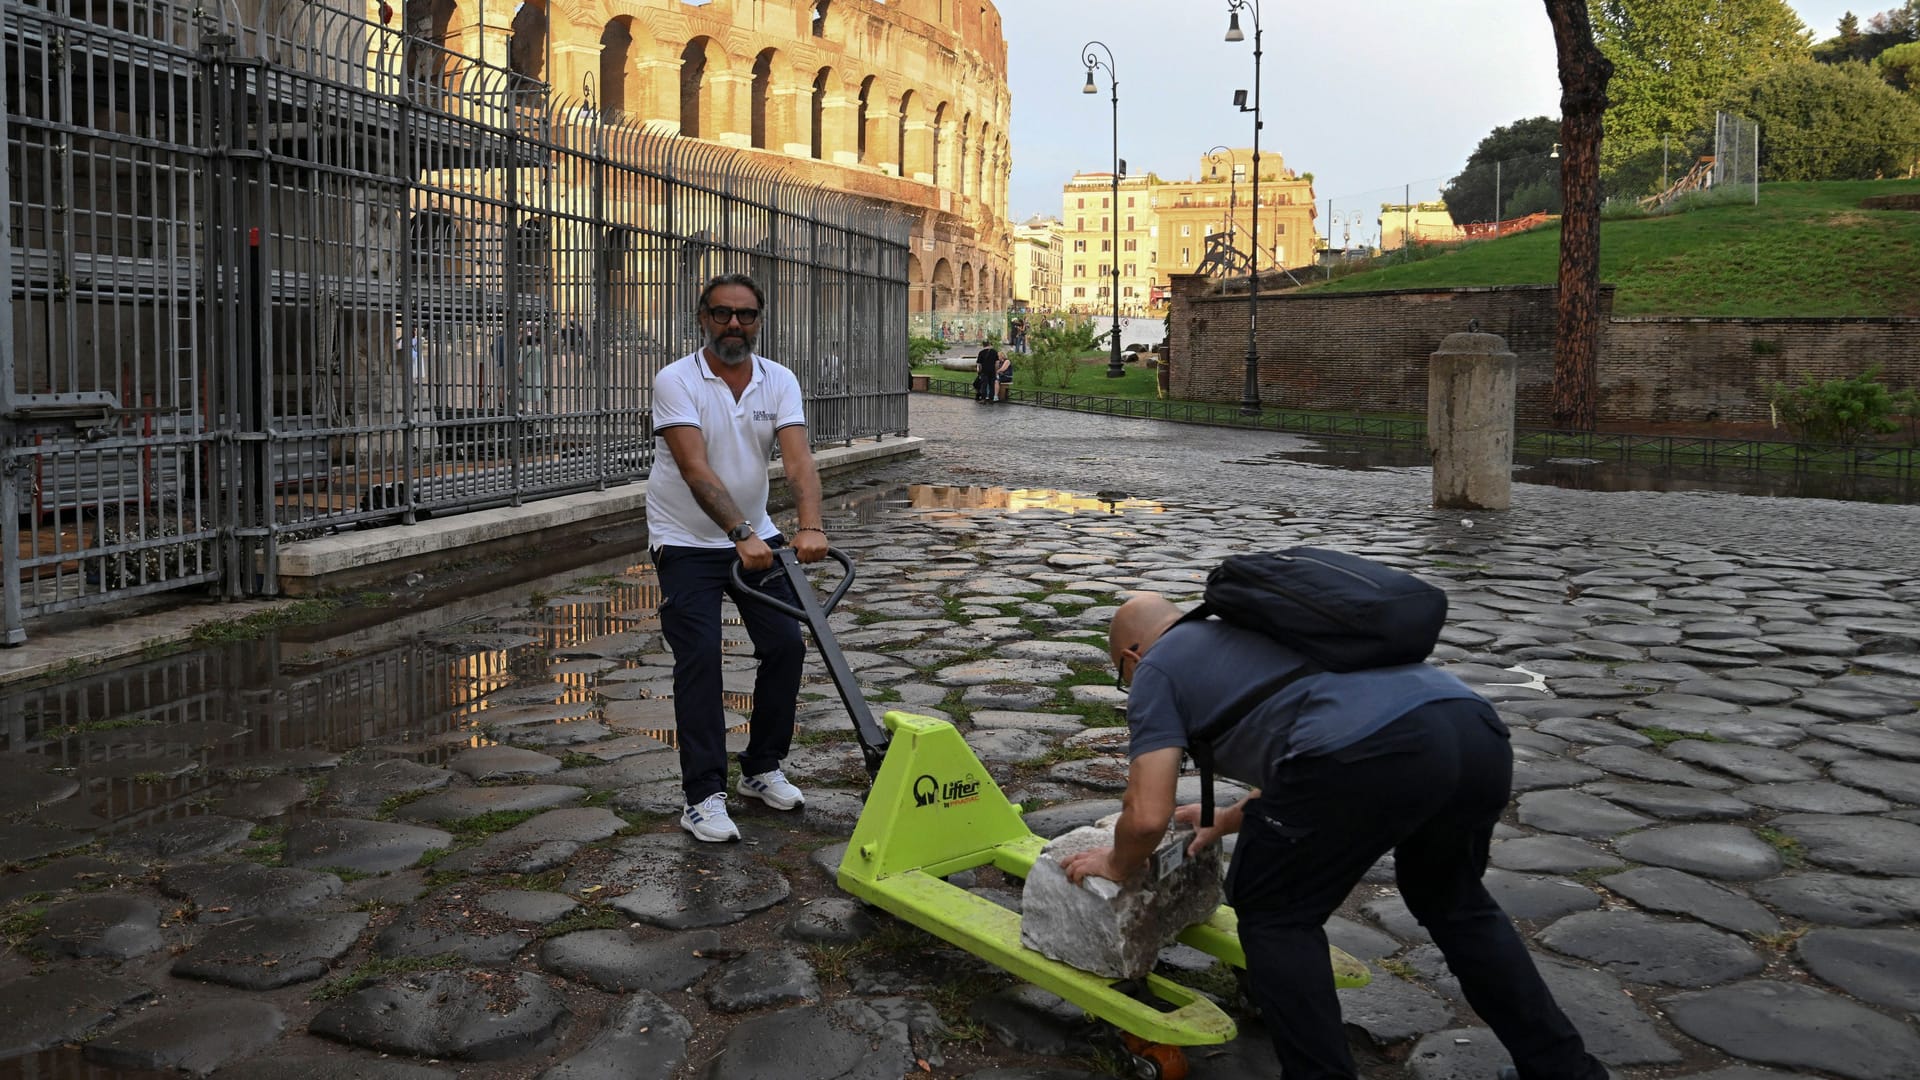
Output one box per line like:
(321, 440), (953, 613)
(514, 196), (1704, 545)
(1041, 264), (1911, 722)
(2, 0), (912, 644)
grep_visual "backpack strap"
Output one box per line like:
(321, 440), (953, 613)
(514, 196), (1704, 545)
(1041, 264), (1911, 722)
(1186, 660), (1320, 827)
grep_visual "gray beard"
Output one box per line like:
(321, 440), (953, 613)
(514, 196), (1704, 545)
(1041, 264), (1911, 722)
(711, 334), (753, 366)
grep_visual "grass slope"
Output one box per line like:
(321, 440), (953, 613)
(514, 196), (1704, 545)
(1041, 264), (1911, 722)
(1299, 180), (1920, 317)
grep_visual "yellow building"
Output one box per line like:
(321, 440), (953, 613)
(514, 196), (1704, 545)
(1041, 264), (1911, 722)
(1058, 148), (1316, 313)
(1012, 217), (1064, 312)
(453, 0), (1013, 320)
(1060, 172), (1159, 317)
(1378, 202), (1464, 251)
(1153, 148), (1316, 295)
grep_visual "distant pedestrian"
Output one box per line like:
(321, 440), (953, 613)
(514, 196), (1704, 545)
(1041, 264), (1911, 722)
(518, 323), (547, 412)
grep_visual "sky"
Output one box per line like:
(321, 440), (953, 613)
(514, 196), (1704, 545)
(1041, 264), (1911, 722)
(1000, 0), (1870, 248)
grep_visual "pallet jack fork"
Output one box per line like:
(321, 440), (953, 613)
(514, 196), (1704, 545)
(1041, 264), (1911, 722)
(733, 549), (1368, 1059)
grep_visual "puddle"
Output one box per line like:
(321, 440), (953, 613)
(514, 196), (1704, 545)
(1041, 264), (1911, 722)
(0, 481), (1160, 851)
(0, 553), (716, 842)
(903, 484), (1163, 513)
(1, 480), (1152, 846)
(1243, 442), (1920, 504)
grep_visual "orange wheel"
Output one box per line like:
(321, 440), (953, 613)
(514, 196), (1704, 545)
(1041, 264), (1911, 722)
(1119, 1035), (1190, 1080)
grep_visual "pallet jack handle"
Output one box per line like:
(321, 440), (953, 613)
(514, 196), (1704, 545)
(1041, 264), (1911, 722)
(730, 547), (889, 777)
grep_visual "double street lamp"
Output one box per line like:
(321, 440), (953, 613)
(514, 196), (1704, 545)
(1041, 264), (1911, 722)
(1080, 40), (1126, 378)
(1226, 0), (1262, 414)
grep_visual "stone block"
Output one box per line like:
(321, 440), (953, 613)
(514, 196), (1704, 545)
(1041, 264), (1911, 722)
(1019, 818), (1223, 979)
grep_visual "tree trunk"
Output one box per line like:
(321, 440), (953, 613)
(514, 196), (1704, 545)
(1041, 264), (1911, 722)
(1545, 0), (1613, 430)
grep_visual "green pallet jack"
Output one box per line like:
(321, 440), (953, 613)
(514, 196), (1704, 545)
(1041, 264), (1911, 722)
(733, 549), (1368, 1078)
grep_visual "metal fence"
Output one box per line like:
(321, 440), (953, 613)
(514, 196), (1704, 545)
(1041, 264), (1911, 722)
(3, 0), (912, 644)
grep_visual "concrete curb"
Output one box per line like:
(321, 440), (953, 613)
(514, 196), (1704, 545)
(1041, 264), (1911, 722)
(0, 436), (923, 687)
(276, 436), (923, 586)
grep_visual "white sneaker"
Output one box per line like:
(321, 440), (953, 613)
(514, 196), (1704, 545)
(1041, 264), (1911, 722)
(679, 793), (740, 842)
(737, 768), (805, 810)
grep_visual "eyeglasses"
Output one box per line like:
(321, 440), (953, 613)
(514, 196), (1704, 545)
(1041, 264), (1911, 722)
(1114, 643), (1140, 690)
(704, 305), (761, 325)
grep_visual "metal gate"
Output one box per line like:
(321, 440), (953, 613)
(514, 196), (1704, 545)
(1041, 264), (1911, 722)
(3, 0), (911, 644)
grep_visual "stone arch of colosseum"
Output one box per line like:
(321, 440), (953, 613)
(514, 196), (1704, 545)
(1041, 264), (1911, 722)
(407, 0), (1010, 323)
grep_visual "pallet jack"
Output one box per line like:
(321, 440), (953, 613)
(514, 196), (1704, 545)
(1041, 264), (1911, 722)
(733, 549), (1369, 1079)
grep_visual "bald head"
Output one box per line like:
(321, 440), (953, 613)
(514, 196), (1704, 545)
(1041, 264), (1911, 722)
(1108, 593), (1187, 677)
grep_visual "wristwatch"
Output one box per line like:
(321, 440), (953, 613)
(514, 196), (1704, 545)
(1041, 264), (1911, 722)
(726, 521), (755, 542)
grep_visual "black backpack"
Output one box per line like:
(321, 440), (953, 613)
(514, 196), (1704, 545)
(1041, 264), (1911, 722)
(1178, 548), (1448, 825)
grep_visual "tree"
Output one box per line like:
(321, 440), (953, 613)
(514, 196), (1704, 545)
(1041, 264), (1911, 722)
(1592, 0), (1812, 184)
(1881, 40), (1920, 91)
(1440, 117), (1563, 226)
(1817, 4), (1920, 65)
(1546, 0), (1613, 431)
(1724, 60), (1920, 178)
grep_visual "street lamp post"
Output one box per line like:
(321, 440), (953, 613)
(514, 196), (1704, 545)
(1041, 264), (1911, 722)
(1081, 41), (1125, 379)
(1226, 0), (1262, 414)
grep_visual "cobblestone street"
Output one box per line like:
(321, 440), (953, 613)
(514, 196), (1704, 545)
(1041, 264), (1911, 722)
(3, 394), (1918, 1079)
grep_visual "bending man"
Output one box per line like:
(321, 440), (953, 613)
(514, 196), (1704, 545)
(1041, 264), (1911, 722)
(1061, 592), (1607, 1080)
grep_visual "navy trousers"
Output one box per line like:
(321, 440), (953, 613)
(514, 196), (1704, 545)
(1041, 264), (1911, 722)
(1226, 697), (1607, 1080)
(653, 541), (805, 804)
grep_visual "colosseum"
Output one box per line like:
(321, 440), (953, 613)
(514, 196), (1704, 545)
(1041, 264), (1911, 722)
(457, 0), (1014, 329)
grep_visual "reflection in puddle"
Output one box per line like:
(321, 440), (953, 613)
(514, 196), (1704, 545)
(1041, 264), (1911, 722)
(0, 554), (760, 845)
(0, 481), (1153, 849)
(906, 484), (1163, 513)
(1242, 443), (1920, 504)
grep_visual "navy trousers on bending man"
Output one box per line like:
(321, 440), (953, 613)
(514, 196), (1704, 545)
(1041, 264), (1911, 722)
(1226, 697), (1607, 1080)
(654, 541), (806, 804)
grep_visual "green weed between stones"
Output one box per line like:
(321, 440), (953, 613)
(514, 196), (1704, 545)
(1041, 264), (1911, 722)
(924, 970), (1006, 1044)
(1573, 864), (1632, 884)
(191, 597), (346, 643)
(805, 920), (926, 985)
(312, 865), (372, 883)
(794, 728), (853, 747)
(614, 808), (673, 833)
(1752, 926), (1809, 953)
(1636, 726), (1725, 748)
(537, 906), (626, 939)
(559, 752), (600, 770)
(1026, 745), (1096, 768)
(310, 954), (462, 1001)
(46, 658), (92, 680)
(1755, 827), (1806, 868)
(1375, 957), (1419, 981)
(375, 789), (434, 819)
(1163, 960), (1241, 1001)
(1, 905), (49, 956)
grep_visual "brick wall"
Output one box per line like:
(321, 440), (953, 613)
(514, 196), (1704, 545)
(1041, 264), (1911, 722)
(1165, 275), (1920, 426)
(1603, 318), (1920, 424)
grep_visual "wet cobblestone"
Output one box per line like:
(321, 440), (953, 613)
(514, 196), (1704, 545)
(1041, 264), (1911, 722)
(2, 394), (1918, 1077)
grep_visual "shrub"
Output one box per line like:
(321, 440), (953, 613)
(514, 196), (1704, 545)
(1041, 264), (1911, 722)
(1025, 315), (1105, 389)
(906, 335), (944, 368)
(1768, 365), (1902, 445)
(1895, 388), (1920, 447)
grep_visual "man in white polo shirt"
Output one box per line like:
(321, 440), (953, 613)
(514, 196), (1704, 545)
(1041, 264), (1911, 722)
(647, 273), (828, 842)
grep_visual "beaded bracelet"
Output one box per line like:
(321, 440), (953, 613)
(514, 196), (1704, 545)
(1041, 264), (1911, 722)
(795, 526), (826, 535)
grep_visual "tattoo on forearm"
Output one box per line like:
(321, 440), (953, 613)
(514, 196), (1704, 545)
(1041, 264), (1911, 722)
(689, 476), (746, 529)
(789, 473), (821, 522)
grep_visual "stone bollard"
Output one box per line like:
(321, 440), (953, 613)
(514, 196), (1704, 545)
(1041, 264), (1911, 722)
(1428, 327), (1517, 510)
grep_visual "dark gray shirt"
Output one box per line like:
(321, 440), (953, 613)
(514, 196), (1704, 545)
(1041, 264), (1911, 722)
(1126, 618), (1484, 790)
